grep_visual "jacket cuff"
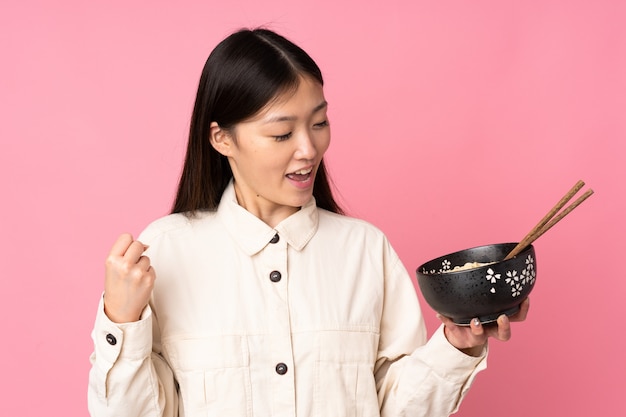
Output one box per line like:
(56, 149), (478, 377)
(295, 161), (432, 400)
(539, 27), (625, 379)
(91, 295), (153, 373)
(419, 324), (488, 381)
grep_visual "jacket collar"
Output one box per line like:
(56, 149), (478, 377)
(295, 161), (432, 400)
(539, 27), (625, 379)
(217, 181), (319, 256)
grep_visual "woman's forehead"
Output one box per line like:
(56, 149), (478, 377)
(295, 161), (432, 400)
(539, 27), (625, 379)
(251, 77), (326, 123)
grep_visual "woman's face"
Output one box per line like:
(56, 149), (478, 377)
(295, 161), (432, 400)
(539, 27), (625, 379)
(210, 75), (331, 226)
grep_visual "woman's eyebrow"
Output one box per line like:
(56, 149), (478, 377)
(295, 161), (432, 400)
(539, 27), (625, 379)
(312, 101), (328, 114)
(263, 101), (328, 124)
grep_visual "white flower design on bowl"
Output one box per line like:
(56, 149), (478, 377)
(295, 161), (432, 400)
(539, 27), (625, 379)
(486, 268), (501, 284)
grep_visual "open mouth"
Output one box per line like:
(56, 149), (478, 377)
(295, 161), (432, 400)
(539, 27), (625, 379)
(286, 167), (313, 182)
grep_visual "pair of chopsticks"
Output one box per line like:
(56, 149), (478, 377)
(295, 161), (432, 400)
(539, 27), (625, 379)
(503, 180), (594, 260)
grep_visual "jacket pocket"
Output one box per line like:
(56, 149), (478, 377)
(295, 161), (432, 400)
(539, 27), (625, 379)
(164, 335), (251, 415)
(314, 331), (380, 417)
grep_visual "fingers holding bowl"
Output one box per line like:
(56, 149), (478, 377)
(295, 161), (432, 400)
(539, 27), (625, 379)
(508, 297), (530, 322)
(438, 297), (530, 352)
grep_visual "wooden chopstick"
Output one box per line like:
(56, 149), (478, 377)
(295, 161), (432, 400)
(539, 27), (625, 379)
(503, 180), (584, 259)
(524, 188), (594, 242)
(503, 181), (593, 260)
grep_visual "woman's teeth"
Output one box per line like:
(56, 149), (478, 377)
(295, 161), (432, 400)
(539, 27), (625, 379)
(287, 167), (313, 181)
(293, 168), (312, 175)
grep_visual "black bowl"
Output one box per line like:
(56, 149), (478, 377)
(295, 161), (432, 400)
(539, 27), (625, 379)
(416, 243), (536, 325)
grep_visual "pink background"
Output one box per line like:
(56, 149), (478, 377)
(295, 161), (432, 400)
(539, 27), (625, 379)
(2, 1), (624, 415)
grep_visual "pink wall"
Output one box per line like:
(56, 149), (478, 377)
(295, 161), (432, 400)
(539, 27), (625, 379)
(2, 1), (624, 415)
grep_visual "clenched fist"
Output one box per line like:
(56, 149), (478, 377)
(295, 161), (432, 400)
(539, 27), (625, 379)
(103, 233), (156, 323)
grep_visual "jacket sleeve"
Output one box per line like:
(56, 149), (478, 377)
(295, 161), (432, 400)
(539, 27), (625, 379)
(375, 246), (487, 417)
(87, 296), (178, 417)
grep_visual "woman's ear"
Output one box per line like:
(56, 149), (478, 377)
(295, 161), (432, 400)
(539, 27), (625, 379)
(209, 121), (233, 156)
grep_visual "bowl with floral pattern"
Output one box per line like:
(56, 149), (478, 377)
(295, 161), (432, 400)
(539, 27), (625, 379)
(416, 243), (536, 325)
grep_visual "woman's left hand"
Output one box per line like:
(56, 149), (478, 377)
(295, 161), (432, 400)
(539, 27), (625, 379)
(439, 298), (530, 357)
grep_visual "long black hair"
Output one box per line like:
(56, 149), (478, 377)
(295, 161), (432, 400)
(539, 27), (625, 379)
(171, 28), (343, 215)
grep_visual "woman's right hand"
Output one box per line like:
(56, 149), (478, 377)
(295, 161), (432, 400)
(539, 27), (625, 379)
(103, 233), (156, 323)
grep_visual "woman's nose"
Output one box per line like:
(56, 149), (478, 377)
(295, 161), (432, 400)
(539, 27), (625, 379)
(294, 132), (318, 160)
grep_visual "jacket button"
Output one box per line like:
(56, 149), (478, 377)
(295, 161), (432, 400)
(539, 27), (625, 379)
(105, 333), (117, 346)
(269, 271), (282, 283)
(275, 363), (288, 375)
(269, 234), (280, 244)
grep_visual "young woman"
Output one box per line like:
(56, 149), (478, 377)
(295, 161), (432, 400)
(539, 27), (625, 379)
(88, 28), (529, 417)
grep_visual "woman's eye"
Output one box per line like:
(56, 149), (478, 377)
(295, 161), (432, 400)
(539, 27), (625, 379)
(274, 132), (292, 141)
(314, 120), (329, 128)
